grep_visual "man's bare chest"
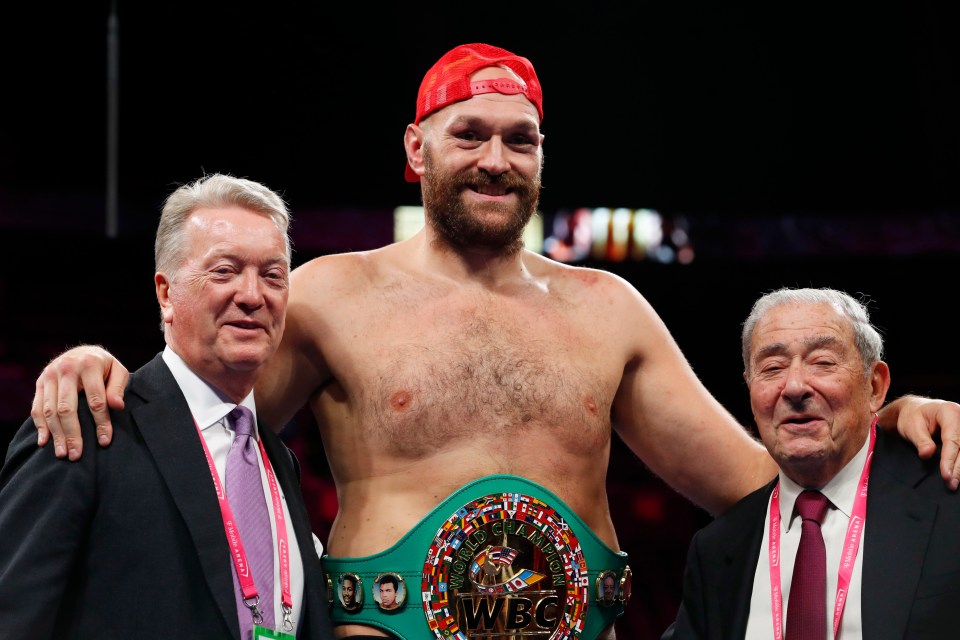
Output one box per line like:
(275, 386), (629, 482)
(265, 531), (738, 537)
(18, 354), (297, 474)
(341, 305), (617, 456)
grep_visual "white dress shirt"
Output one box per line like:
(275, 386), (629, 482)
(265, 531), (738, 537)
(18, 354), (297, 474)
(745, 434), (870, 640)
(163, 347), (319, 634)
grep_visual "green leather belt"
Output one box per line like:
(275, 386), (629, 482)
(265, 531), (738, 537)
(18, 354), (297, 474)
(323, 474), (630, 639)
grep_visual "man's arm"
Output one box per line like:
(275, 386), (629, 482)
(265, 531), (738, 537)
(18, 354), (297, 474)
(32, 345), (129, 460)
(606, 274), (776, 516)
(251, 258), (335, 429)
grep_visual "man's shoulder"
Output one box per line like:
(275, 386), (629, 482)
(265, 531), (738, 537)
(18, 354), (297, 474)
(125, 353), (176, 398)
(293, 247), (388, 277)
(3, 357), (165, 470)
(290, 249), (389, 301)
(528, 252), (642, 296)
(871, 427), (943, 490)
(110, 353), (196, 424)
(732, 480), (778, 512)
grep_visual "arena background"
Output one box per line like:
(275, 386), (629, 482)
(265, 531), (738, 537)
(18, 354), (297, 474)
(2, 3), (959, 637)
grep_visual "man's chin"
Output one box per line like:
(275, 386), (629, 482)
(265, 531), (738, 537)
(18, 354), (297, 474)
(219, 344), (276, 372)
(777, 445), (828, 470)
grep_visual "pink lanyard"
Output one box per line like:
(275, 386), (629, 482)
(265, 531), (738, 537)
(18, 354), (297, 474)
(194, 417), (294, 624)
(768, 415), (877, 640)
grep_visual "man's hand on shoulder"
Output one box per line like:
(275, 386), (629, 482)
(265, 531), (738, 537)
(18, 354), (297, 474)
(31, 345), (129, 461)
(879, 394), (960, 490)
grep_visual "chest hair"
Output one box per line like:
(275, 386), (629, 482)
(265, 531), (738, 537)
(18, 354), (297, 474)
(360, 305), (610, 457)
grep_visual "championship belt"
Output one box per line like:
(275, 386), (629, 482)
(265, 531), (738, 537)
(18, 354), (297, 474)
(323, 474), (631, 640)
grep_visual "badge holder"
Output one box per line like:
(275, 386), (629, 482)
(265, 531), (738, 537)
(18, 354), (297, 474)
(253, 625), (295, 640)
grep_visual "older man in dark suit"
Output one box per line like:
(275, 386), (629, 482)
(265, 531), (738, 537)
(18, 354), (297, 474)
(664, 287), (960, 639)
(0, 174), (334, 639)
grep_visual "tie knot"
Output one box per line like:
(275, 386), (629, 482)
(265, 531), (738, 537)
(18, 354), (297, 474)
(795, 490), (829, 525)
(229, 405), (255, 437)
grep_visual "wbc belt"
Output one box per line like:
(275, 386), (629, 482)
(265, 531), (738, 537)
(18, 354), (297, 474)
(323, 474), (631, 640)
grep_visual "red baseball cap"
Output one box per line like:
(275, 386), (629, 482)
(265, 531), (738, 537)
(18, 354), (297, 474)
(405, 43), (544, 182)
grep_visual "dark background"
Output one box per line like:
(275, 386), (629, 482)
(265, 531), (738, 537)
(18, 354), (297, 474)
(2, 3), (959, 637)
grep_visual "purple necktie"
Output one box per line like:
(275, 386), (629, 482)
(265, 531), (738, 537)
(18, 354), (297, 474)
(226, 405), (274, 637)
(785, 490), (830, 640)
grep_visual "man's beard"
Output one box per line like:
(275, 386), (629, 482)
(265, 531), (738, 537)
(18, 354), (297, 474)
(421, 150), (541, 254)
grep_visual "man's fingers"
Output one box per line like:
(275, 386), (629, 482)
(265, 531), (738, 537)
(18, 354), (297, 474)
(912, 435), (937, 460)
(106, 383), (126, 410)
(938, 410), (960, 491)
(900, 406), (937, 459)
(55, 374), (84, 461)
(40, 374), (70, 458)
(30, 345), (121, 460)
(81, 366), (121, 447)
(97, 362), (129, 446)
(31, 376), (51, 448)
(942, 440), (960, 491)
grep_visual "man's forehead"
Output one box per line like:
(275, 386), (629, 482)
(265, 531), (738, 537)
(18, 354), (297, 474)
(752, 304), (852, 347)
(758, 302), (845, 330)
(754, 333), (844, 356)
(427, 89), (541, 129)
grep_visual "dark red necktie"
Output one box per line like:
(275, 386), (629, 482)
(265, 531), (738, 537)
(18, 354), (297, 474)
(785, 490), (830, 640)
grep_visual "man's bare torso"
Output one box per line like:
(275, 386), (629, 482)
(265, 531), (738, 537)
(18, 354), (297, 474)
(271, 238), (637, 560)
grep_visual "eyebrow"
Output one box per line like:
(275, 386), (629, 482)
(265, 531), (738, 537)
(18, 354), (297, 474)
(753, 335), (841, 361)
(447, 113), (539, 135)
(207, 249), (288, 265)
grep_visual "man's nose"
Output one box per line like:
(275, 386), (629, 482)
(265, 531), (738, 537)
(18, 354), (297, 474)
(477, 137), (510, 176)
(235, 269), (264, 307)
(782, 360), (811, 401)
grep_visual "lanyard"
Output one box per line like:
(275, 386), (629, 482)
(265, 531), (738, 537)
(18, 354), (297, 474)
(195, 417), (294, 628)
(768, 415), (877, 640)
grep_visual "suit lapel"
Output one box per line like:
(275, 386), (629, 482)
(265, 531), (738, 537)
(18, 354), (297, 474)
(861, 432), (937, 638)
(128, 354), (240, 637)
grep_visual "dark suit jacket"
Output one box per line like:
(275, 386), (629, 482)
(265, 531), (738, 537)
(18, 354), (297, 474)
(664, 428), (960, 639)
(0, 353), (334, 639)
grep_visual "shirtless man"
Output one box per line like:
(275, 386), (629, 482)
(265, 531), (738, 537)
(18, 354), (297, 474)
(31, 43), (960, 640)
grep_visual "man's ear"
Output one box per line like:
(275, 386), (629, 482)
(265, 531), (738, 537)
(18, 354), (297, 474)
(155, 272), (174, 324)
(404, 123), (426, 180)
(869, 360), (892, 413)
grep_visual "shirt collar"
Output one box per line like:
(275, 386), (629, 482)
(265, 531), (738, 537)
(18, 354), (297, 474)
(777, 429), (871, 531)
(161, 346), (258, 434)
